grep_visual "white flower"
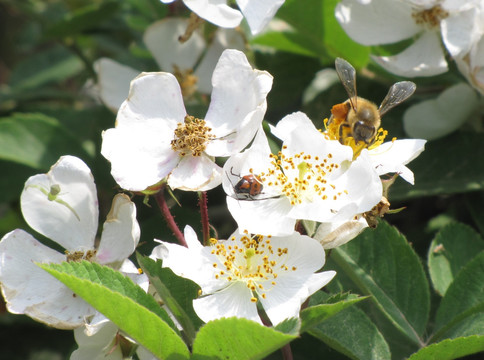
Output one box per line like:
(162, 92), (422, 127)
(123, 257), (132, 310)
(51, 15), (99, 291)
(0, 156), (140, 329)
(313, 218), (368, 249)
(368, 139), (426, 185)
(455, 9), (484, 96)
(94, 18), (245, 112)
(160, 0), (285, 35)
(335, 0), (481, 77)
(151, 226), (335, 325)
(403, 83), (479, 140)
(71, 321), (156, 360)
(101, 49), (273, 192)
(222, 112), (382, 236)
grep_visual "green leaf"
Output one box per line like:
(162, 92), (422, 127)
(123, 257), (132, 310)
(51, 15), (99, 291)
(428, 223), (484, 296)
(308, 297), (391, 360)
(300, 292), (367, 333)
(390, 132), (484, 200)
(137, 254), (203, 345)
(276, 0), (369, 65)
(408, 335), (484, 360)
(45, 2), (121, 38)
(465, 192), (484, 236)
(0, 113), (89, 169)
(320, 0), (370, 67)
(251, 31), (322, 58)
(432, 251), (484, 342)
(40, 261), (190, 360)
(8, 45), (83, 92)
(191, 317), (296, 360)
(274, 317), (300, 336)
(330, 222), (430, 346)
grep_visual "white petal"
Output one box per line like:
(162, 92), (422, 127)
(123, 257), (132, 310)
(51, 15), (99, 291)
(372, 31), (448, 77)
(143, 18), (205, 72)
(71, 322), (122, 360)
(287, 151), (381, 222)
(403, 83), (479, 140)
(227, 196), (296, 235)
(261, 271), (335, 325)
(370, 139), (426, 184)
(193, 282), (261, 324)
(222, 127), (275, 198)
(152, 239), (221, 292)
(274, 112), (353, 165)
(183, 0), (243, 28)
(101, 72), (186, 191)
(167, 154), (222, 191)
(96, 194), (140, 265)
(137, 347), (158, 360)
(93, 58), (140, 112)
(0, 230), (94, 329)
(335, 0), (419, 45)
(255, 232), (331, 324)
(204, 49), (273, 156)
(236, 0), (285, 35)
(314, 218), (368, 249)
(271, 111), (317, 141)
(441, 8), (480, 57)
(119, 259), (149, 292)
(194, 28), (246, 94)
(101, 127), (179, 192)
(21, 156), (98, 252)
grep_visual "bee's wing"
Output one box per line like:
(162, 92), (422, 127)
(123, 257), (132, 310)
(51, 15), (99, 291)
(335, 58), (358, 111)
(379, 81), (416, 116)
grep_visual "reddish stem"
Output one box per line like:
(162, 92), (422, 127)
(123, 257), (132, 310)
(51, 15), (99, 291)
(281, 343), (294, 360)
(198, 191), (210, 245)
(154, 190), (187, 247)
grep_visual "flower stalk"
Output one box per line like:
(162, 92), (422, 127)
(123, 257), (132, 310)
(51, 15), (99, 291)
(154, 188), (187, 247)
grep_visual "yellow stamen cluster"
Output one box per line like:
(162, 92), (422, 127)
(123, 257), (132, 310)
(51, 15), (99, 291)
(171, 115), (215, 156)
(259, 147), (348, 206)
(323, 118), (389, 159)
(412, 5), (449, 29)
(65, 249), (97, 262)
(172, 64), (198, 98)
(210, 234), (297, 302)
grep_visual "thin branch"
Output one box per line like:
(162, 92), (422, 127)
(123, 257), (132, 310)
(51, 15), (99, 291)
(198, 191), (210, 245)
(154, 189), (187, 247)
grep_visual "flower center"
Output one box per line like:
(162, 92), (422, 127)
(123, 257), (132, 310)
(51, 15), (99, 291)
(171, 115), (215, 156)
(172, 64), (198, 98)
(258, 148), (348, 206)
(209, 233), (297, 302)
(323, 117), (389, 159)
(65, 249), (97, 262)
(412, 5), (449, 29)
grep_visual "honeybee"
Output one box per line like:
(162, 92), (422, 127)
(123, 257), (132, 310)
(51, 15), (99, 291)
(330, 58), (416, 145)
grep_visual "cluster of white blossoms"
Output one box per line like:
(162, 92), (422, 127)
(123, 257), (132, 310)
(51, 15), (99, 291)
(0, 46), (425, 360)
(160, 0), (286, 35)
(335, 0), (484, 140)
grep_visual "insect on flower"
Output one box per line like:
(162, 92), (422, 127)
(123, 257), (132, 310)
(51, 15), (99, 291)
(329, 58), (416, 146)
(228, 167), (279, 201)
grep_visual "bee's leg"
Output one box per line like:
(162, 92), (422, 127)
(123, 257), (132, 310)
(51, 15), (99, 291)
(339, 123), (351, 144)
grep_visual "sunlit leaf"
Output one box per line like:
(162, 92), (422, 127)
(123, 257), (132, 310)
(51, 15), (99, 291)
(408, 335), (484, 360)
(40, 261), (189, 360)
(191, 317), (296, 360)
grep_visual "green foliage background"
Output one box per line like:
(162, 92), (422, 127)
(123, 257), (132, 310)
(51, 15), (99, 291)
(1, 0), (484, 359)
